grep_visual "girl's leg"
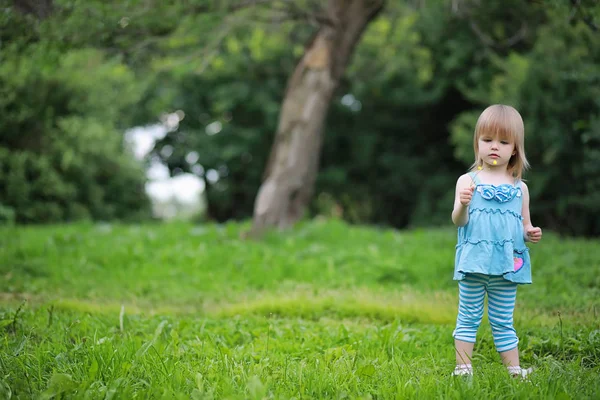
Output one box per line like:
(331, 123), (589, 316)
(453, 274), (486, 366)
(500, 347), (520, 367)
(487, 276), (519, 366)
(455, 340), (475, 366)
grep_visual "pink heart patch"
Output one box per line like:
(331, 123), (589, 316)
(514, 257), (524, 272)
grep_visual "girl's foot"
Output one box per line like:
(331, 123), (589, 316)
(507, 366), (533, 380)
(452, 364), (473, 377)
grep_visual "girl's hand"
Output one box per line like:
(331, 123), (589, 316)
(459, 186), (475, 206)
(526, 227), (542, 243)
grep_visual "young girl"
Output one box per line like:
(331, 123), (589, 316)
(451, 104), (542, 378)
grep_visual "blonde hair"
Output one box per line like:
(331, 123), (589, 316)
(471, 104), (529, 180)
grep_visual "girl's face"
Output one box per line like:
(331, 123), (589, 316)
(477, 134), (515, 168)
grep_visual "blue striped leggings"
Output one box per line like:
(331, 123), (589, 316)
(453, 274), (519, 353)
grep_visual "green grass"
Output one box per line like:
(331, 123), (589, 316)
(1, 219), (599, 399)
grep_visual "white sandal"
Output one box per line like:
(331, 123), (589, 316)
(508, 366), (534, 380)
(452, 364), (473, 376)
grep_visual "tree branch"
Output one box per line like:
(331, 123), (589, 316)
(269, 6), (335, 28)
(192, 0), (289, 14)
(451, 0), (528, 49)
(12, 0), (53, 19)
(468, 20), (527, 49)
(569, 0), (598, 31)
(365, 0), (386, 19)
(191, 0), (336, 28)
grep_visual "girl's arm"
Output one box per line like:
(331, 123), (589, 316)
(452, 174), (473, 227)
(521, 182), (542, 243)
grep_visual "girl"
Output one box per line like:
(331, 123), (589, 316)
(451, 104), (542, 378)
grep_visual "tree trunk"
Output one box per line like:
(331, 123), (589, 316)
(250, 0), (384, 236)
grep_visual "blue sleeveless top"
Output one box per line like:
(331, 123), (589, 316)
(454, 172), (532, 284)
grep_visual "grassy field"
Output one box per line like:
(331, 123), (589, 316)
(1, 220), (599, 399)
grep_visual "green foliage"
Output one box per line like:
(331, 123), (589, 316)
(0, 10), (150, 222)
(0, 221), (599, 398)
(0, 203), (16, 225)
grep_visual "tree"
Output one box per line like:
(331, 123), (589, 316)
(250, 0), (385, 236)
(0, 0), (151, 223)
(5, 0), (599, 235)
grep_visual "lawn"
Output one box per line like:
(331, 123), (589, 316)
(1, 220), (599, 399)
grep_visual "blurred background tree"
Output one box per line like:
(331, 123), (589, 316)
(1, 0), (598, 235)
(0, 1), (151, 223)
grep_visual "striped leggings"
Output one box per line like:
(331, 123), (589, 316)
(453, 274), (519, 353)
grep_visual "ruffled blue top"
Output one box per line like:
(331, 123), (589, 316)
(454, 172), (531, 284)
